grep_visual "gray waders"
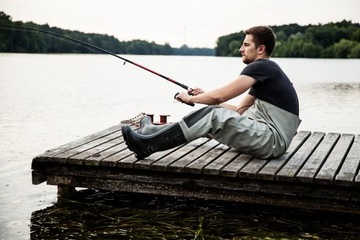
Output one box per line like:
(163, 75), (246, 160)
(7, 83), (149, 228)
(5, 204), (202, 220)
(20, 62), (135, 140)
(122, 99), (300, 160)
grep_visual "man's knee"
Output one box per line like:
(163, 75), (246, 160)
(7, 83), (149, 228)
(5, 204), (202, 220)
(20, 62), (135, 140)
(183, 105), (219, 128)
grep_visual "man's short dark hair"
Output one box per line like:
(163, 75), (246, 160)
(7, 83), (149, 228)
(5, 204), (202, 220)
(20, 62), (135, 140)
(245, 26), (276, 56)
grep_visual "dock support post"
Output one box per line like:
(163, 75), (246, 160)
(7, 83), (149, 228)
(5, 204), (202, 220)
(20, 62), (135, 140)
(57, 185), (75, 198)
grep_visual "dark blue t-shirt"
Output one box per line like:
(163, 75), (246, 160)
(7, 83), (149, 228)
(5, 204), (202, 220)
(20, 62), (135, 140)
(241, 59), (299, 116)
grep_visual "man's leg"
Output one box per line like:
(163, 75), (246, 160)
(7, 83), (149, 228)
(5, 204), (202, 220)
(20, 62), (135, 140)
(122, 122), (187, 160)
(122, 105), (273, 160)
(178, 105), (274, 158)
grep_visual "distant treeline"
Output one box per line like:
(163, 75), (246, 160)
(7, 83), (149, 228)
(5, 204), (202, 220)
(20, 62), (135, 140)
(216, 21), (360, 58)
(0, 12), (214, 56)
(1, 11), (360, 58)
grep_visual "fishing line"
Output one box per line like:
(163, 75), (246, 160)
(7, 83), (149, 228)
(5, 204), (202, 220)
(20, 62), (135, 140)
(0, 24), (194, 106)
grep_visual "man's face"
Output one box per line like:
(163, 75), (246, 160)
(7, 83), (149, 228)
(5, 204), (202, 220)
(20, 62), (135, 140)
(239, 34), (258, 64)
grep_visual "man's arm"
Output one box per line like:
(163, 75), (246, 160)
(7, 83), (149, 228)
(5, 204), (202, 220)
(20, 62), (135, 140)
(219, 93), (256, 114)
(235, 93), (256, 114)
(176, 75), (256, 105)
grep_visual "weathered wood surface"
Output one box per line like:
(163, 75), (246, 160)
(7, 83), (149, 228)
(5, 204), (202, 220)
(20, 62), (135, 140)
(31, 123), (360, 214)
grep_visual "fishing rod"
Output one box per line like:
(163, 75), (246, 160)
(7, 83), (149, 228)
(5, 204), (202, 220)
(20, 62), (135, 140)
(0, 24), (194, 106)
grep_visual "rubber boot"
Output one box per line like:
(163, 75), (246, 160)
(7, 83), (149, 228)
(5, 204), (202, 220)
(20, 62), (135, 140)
(122, 123), (187, 159)
(137, 116), (169, 135)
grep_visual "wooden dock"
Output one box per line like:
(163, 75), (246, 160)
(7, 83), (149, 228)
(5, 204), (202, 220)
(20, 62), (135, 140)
(31, 123), (360, 214)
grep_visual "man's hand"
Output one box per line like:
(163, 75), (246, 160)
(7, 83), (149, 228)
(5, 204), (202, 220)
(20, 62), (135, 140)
(175, 92), (193, 105)
(175, 87), (204, 106)
(188, 87), (204, 96)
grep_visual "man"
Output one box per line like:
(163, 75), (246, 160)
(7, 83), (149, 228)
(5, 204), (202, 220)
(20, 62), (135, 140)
(122, 26), (301, 160)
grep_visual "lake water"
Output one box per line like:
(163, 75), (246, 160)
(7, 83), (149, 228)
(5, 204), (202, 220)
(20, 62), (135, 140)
(1, 54), (360, 239)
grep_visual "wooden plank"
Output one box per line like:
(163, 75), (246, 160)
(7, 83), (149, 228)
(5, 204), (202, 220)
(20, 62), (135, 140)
(169, 139), (220, 173)
(85, 142), (128, 164)
(100, 148), (134, 167)
(32, 170), (47, 185)
(314, 134), (355, 185)
(295, 133), (340, 184)
(150, 138), (209, 172)
(70, 137), (123, 166)
(46, 125), (138, 165)
(276, 132), (325, 182)
(134, 145), (185, 170)
(117, 154), (139, 168)
(221, 154), (253, 177)
(203, 148), (240, 176)
(42, 161), (360, 213)
(116, 138), (189, 169)
(56, 131), (122, 165)
(356, 172), (360, 187)
(185, 143), (228, 174)
(336, 135), (360, 186)
(239, 157), (269, 179)
(256, 131), (311, 181)
(33, 124), (122, 159)
(46, 173), (360, 214)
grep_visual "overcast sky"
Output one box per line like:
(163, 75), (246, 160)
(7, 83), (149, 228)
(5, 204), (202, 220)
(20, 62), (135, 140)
(1, 0), (359, 48)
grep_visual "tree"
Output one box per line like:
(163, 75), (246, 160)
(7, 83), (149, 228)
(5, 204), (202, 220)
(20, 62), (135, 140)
(333, 39), (358, 58)
(215, 32), (245, 56)
(215, 20), (360, 58)
(0, 11), (213, 55)
(228, 40), (241, 57)
(350, 43), (360, 58)
(2, 11), (360, 58)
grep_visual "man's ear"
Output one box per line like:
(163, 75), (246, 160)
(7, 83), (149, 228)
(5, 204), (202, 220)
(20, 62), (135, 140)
(257, 45), (266, 55)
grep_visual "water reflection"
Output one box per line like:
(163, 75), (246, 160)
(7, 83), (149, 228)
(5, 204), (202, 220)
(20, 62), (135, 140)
(30, 190), (360, 239)
(299, 82), (360, 107)
(297, 82), (360, 133)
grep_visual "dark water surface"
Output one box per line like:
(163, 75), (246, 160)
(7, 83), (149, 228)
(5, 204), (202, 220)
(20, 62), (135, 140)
(30, 190), (360, 240)
(1, 54), (360, 239)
